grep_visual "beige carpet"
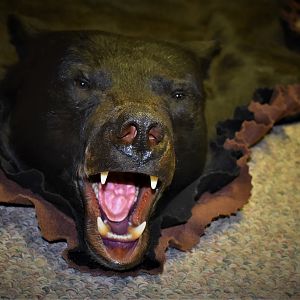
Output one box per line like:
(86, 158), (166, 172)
(0, 122), (299, 299)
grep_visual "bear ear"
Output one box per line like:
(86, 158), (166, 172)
(7, 14), (41, 59)
(183, 40), (221, 77)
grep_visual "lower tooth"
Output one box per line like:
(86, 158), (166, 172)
(97, 216), (110, 236)
(107, 232), (132, 241)
(128, 221), (146, 240)
(97, 218), (147, 241)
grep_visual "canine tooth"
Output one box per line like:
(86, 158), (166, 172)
(100, 171), (109, 185)
(129, 221), (146, 240)
(97, 216), (110, 236)
(150, 176), (158, 190)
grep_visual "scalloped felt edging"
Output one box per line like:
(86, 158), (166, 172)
(154, 85), (300, 272)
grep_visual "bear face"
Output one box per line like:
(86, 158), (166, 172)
(4, 20), (213, 270)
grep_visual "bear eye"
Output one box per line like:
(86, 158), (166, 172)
(75, 77), (91, 90)
(171, 90), (186, 100)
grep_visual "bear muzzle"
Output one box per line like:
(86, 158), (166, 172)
(80, 108), (175, 269)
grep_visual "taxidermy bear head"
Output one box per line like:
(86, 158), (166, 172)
(1, 16), (217, 270)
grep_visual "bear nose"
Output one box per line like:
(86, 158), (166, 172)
(117, 120), (164, 148)
(119, 124), (137, 144)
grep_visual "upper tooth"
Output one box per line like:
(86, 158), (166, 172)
(100, 171), (109, 185)
(128, 221), (146, 240)
(92, 183), (99, 199)
(97, 216), (110, 236)
(150, 176), (158, 190)
(134, 187), (139, 202)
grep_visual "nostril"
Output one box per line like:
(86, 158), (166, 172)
(119, 124), (137, 144)
(148, 125), (163, 146)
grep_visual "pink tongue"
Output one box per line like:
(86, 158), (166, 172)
(98, 182), (136, 222)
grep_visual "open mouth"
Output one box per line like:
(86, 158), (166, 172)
(84, 171), (161, 266)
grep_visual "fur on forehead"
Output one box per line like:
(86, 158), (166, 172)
(7, 14), (219, 80)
